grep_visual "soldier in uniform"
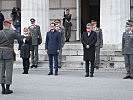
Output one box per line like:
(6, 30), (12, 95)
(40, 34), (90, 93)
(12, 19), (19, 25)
(55, 19), (65, 68)
(122, 20), (133, 79)
(0, 19), (21, 94)
(28, 18), (42, 68)
(63, 9), (72, 42)
(91, 20), (103, 69)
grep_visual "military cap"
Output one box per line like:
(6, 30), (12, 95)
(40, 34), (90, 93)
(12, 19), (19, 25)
(91, 20), (97, 24)
(86, 23), (92, 27)
(127, 19), (133, 23)
(3, 19), (11, 24)
(54, 19), (61, 23)
(126, 19), (133, 26)
(30, 18), (36, 22)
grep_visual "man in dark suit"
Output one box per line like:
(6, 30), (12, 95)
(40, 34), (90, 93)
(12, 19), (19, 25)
(0, 19), (21, 94)
(91, 20), (103, 69)
(45, 22), (61, 76)
(28, 18), (42, 68)
(122, 20), (133, 79)
(81, 23), (97, 77)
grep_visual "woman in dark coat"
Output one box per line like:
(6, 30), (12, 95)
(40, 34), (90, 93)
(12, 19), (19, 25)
(81, 23), (97, 77)
(19, 27), (32, 74)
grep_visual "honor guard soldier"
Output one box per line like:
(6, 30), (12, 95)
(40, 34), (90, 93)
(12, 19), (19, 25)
(63, 9), (72, 42)
(122, 20), (133, 79)
(55, 19), (65, 68)
(0, 19), (21, 94)
(28, 18), (42, 68)
(91, 20), (103, 69)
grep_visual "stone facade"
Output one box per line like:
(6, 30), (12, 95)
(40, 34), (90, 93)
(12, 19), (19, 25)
(49, 0), (77, 41)
(0, 0), (20, 19)
(1, 0), (132, 45)
(1, 0), (131, 69)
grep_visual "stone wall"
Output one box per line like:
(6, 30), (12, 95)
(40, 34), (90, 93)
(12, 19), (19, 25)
(49, 0), (77, 41)
(0, 0), (20, 19)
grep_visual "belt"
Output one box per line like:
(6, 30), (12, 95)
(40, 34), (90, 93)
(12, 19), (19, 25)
(0, 46), (13, 49)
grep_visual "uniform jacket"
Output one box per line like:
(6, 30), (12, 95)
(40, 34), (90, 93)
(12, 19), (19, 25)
(81, 30), (97, 61)
(18, 35), (32, 58)
(28, 25), (42, 45)
(45, 30), (61, 54)
(0, 29), (21, 60)
(56, 26), (65, 48)
(93, 27), (103, 47)
(122, 31), (133, 54)
(63, 13), (72, 27)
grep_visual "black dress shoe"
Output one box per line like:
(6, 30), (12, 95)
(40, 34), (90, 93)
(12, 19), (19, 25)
(31, 65), (34, 68)
(5, 89), (13, 94)
(130, 76), (133, 79)
(1, 90), (5, 94)
(48, 72), (53, 75)
(55, 73), (58, 76)
(22, 72), (28, 74)
(85, 74), (89, 77)
(123, 76), (131, 79)
(58, 66), (61, 68)
(90, 74), (94, 77)
(95, 66), (99, 69)
(22, 72), (26, 74)
(34, 65), (38, 68)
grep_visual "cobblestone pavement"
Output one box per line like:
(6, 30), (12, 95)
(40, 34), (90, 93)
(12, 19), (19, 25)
(0, 68), (133, 100)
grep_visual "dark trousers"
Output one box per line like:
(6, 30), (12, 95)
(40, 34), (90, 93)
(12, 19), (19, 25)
(22, 58), (30, 73)
(48, 54), (58, 73)
(95, 46), (100, 67)
(85, 60), (95, 75)
(64, 24), (71, 41)
(124, 54), (133, 76)
(31, 45), (38, 66)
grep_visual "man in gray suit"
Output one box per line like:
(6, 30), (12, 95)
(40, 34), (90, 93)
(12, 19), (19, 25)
(122, 20), (133, 79)
(91, 20), (103, 69)
(0, 19), (21, 94)
(55, 19), (65, 68)
(28, 18), (42, 68)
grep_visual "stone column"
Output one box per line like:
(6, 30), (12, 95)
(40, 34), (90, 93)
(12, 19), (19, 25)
(76, 0), (80, 40)
(100, 0), (130, 47)
(21, 0), (49, 47)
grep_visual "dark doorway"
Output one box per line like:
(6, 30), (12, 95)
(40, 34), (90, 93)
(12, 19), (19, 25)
(81, 0), (100, 34)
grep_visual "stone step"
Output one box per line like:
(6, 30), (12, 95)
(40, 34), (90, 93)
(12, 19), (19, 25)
(14, 60), (125, 69)
(13, 42), (124, 70)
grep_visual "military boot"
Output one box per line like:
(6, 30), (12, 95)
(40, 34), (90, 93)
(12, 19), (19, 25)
(5, 84), (13, 94)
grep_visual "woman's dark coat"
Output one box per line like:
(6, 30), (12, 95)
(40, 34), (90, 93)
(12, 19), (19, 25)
(18, 36), (32, 58)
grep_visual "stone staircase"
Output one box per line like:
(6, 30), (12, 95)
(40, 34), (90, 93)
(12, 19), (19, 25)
(13, 42), (125, 70)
